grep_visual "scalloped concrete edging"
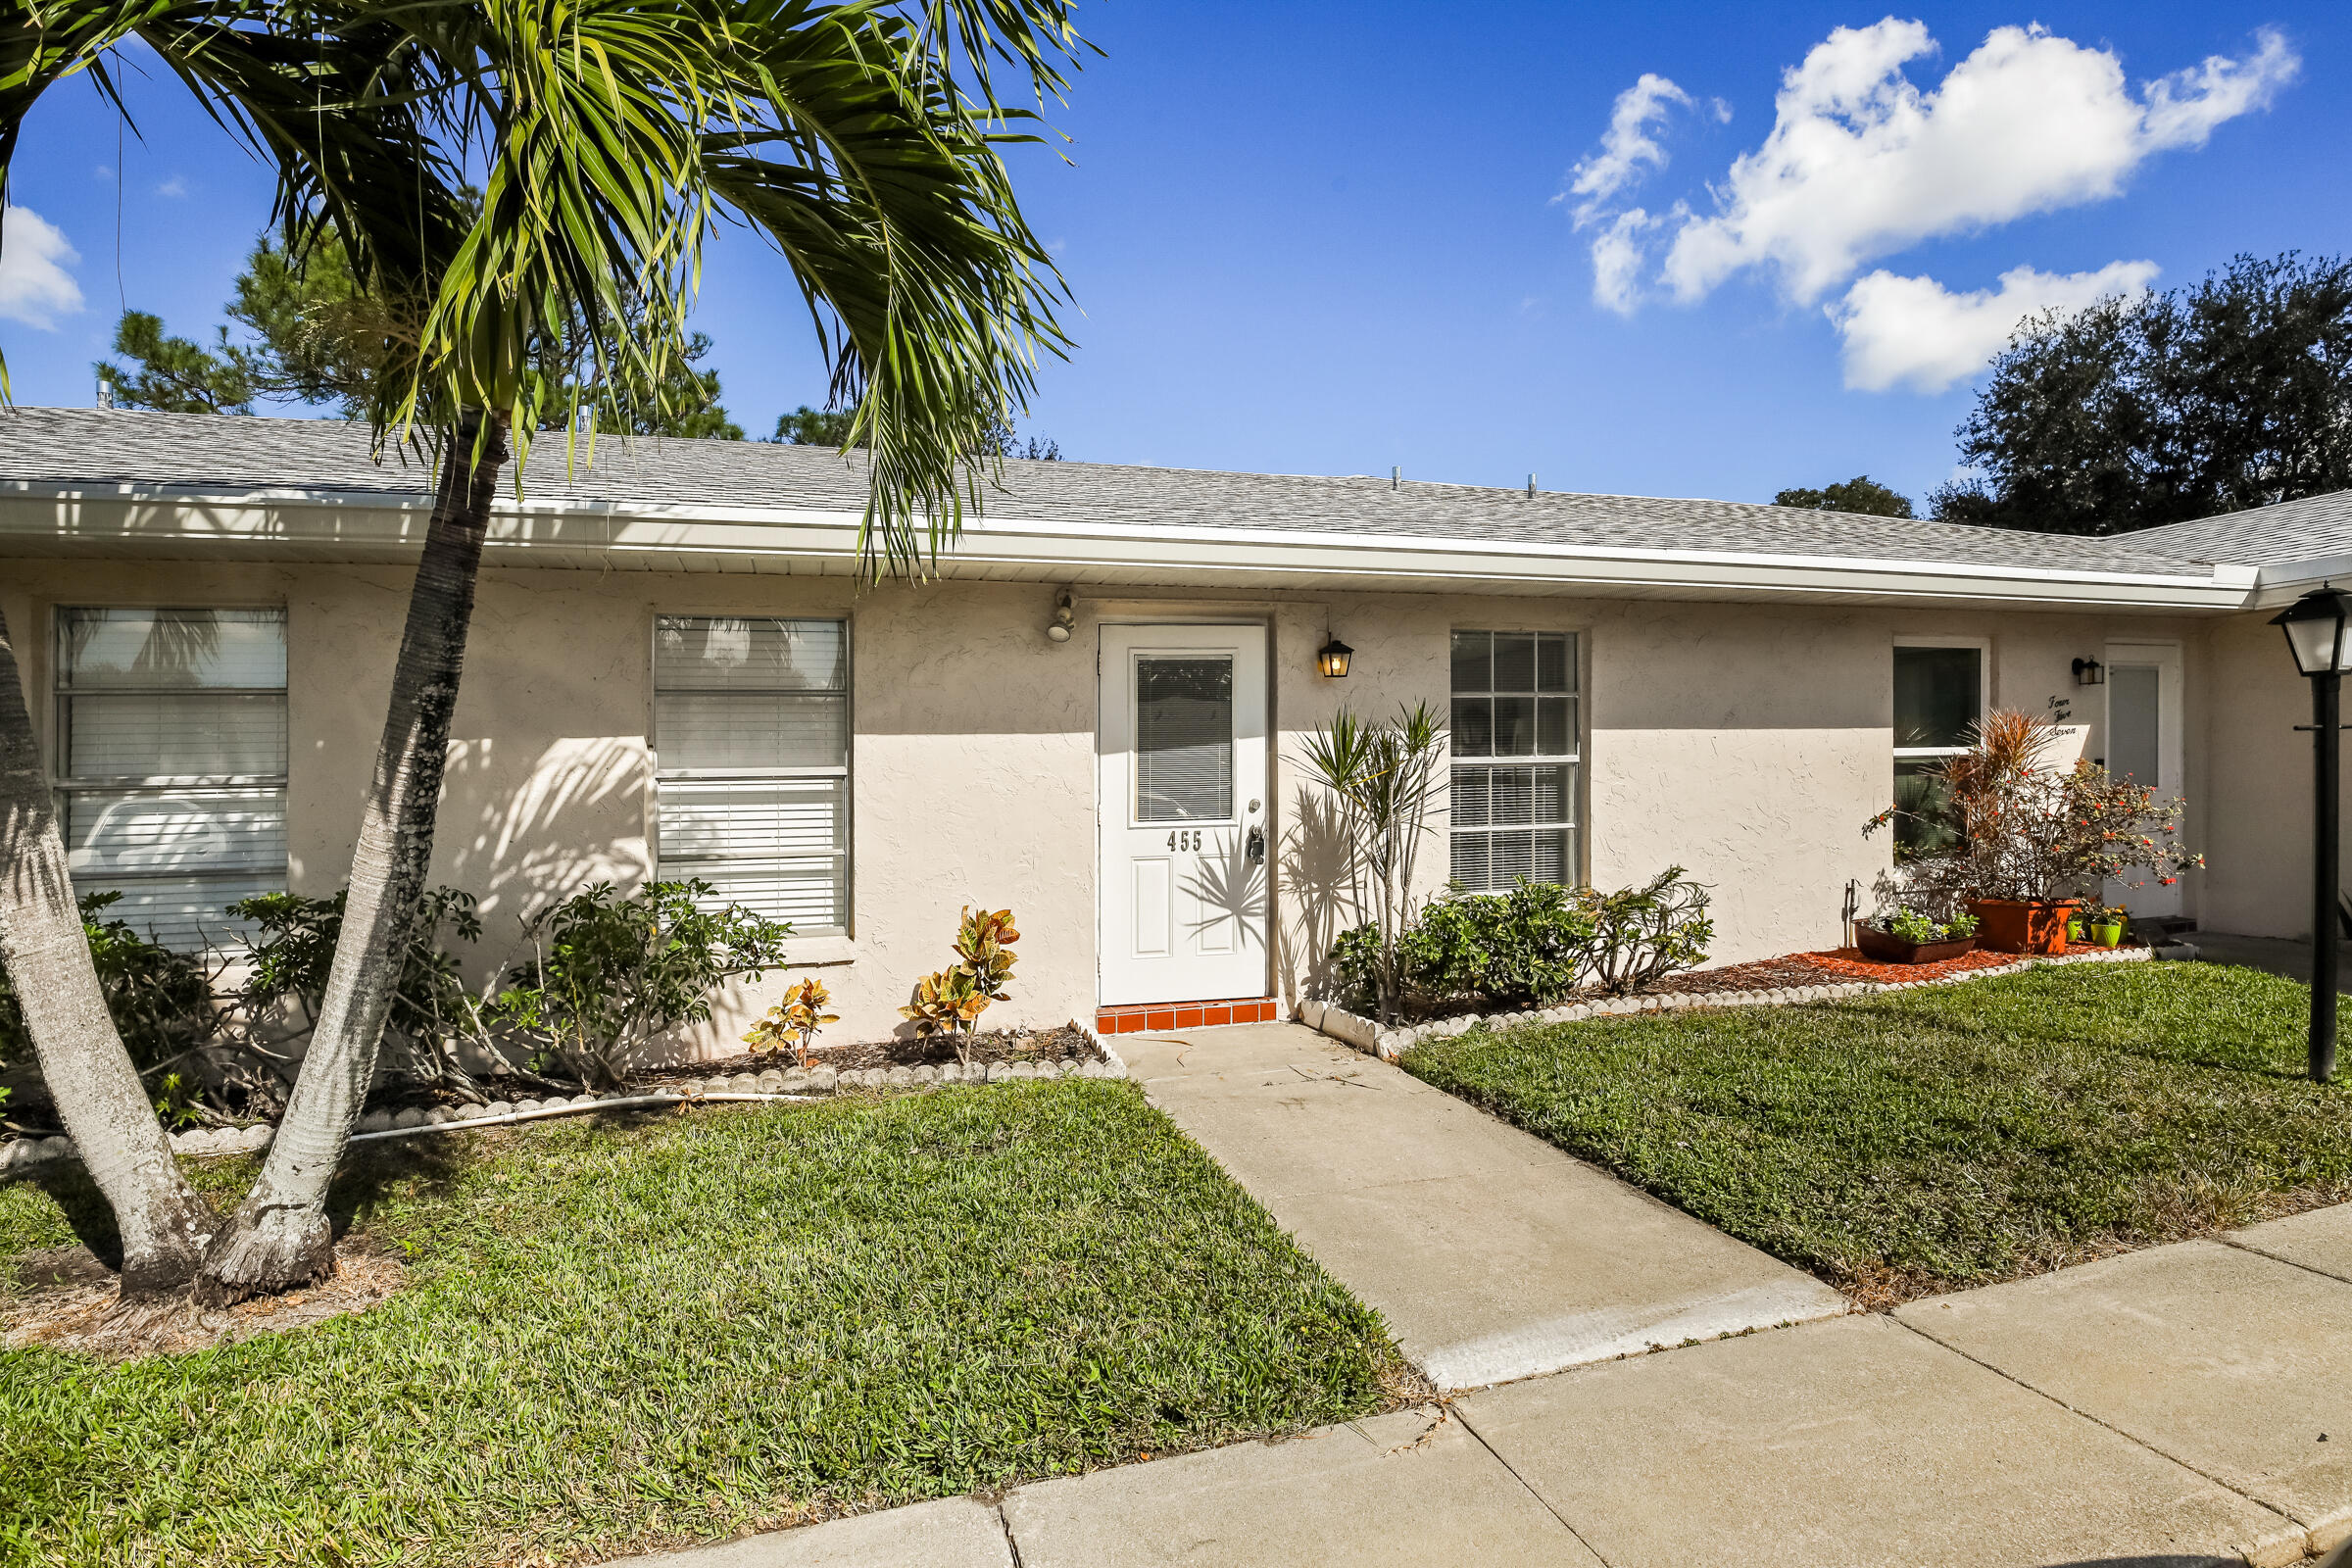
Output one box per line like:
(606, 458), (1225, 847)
(0, 1031), (1132, 1175)
(1304, 946), (2158, 1063)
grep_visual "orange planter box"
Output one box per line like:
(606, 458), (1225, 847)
(1966, 898), (2082, 956)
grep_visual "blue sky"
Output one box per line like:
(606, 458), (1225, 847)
(2, 3), (2343, 510)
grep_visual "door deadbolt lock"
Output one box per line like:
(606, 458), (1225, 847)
(1246, 826), (1266, 864)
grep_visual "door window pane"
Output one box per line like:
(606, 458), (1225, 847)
(2109, 665), (2161, 788)
(1135, 657), (1233, 823)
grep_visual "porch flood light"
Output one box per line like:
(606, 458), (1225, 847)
(2270, 583), (2352, 1082)
(1316, 638), (1352, 678)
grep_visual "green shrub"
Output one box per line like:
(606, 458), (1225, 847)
(495, 880), (791, 1088)
(1335, 881), (1594, 1015)
(0, 893), (220, 1123)
(1583, 865), (1713, 994)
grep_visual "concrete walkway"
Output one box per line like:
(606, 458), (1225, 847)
(2195, 931), (2352, 989)
(1116, 1022), (1847, 1389)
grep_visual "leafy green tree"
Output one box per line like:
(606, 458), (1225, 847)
(1931, 254), (2352, 535)
(1773, 476), (1915, 518)
(3, 0), (1081, 1302)
(771, 404), (861, 445)
(109, 239), (745, 437)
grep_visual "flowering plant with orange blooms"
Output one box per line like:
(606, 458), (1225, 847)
(1867, 709), (2203, 907)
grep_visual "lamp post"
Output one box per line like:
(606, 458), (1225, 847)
(2271, 584), (2352, 1082)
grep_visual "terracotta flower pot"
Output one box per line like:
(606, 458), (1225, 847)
(1966, 898), (2082, 956)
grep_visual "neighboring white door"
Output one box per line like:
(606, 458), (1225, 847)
(1098, 624), (1270, 1004)
(2102, 641), (2184, 919)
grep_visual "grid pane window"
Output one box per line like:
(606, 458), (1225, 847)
(654, 615), (849, 933)
(1450, 630), (1578, 892)
(55, 608), (288, 950)
(1891, 644), (1984, 858)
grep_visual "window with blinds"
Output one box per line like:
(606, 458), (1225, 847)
(653, 615), (849, 934)
(1449, 630), (1578, 893)
(55, 607), (288, 950)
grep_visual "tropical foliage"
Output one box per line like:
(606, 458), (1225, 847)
(899, 906), (1020, 1065)
(1328, 868), (1713, 1016)
(1868, 709), (2204, 907)
(1298, 705), (1447, 1024)
(745, 976), (839, 1068)
(495, 881), (792, 1090)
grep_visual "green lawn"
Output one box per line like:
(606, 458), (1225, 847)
(0, 1081), (1408, 1567)
(1402, 961), (2352, 1303)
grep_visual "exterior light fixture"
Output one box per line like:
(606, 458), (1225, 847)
(2270, 582), (2352, 1082)
(1316, 637), (1352, 678)
(1045, 588), (1075, 644)
(2071, 657), (2105, 687)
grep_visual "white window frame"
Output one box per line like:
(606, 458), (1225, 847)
(1447, 627), (1583, 893)
(50, 604), (289, 950)
(650, 613), (853, 937)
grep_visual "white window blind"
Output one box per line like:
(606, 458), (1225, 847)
(1449, 630), (1578, 892)
(654, 615), (849, 933)
(55, 608), (288, 950)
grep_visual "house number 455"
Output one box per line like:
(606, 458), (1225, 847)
(1166, 829), (1202, 851)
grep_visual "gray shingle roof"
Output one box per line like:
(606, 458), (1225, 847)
(2117, 492), (2352, 567)
(0, 407), (2218, 578)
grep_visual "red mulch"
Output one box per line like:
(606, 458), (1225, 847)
(1659, 942), (2127, 993)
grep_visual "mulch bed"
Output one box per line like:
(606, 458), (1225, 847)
(5, 1236), (404, 1361)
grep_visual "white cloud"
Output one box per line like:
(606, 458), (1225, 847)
(1658, 21), (2297, 306)
(0, 206), (83, 329)
(1590, 209), (1661, 315)
(1830, 260), (2159, 393)
(156, 176), (187, 199)
(1567, 74), (1696, 222)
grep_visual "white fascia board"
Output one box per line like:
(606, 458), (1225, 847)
(2252, 554), (2352, 609)
(0, 480), (2258, 610)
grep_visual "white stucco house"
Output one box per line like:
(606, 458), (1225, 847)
(0, 408), (2343, 1051)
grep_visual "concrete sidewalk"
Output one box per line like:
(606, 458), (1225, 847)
(606, 1209), (2352, 1568)
(1116, 1022), (1847, 1389)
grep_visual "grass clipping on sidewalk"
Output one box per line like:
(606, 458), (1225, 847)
(1404, 961), (2352, 1305)
(0, 1081), (1411, 1567)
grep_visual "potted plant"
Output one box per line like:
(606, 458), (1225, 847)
(1854, 906), (1980, 965)
(1866, 710), (2203, 956)
(2085, 903), (2129, 949)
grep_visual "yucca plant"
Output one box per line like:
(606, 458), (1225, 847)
(0, 0), (1086, 1301)
(745, 977), (839, 1068)
(1298, 704), (1446, 1026)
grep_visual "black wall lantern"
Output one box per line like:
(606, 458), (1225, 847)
(1316, 637), (1352, 678)
(2072, 657), (2105, 686)
(2271, 583), (2352, 1082)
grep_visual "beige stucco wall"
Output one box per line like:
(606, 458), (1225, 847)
(2197, 609), (2350, 939)
(1, 555), (2229, 1059)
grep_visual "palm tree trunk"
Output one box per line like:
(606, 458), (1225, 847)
(0, 608), (215, 1296)
(196, 413), (507, 1304)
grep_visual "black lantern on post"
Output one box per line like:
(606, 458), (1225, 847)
(2271, 584), (2352, 1082)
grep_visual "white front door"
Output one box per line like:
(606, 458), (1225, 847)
(2102, 640), (2185, 919)
(1098, 624), (1270, 1005)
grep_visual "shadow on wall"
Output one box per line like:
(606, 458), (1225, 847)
(429, 735), (653, 983)
(1280, 784), (1361, 1007)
